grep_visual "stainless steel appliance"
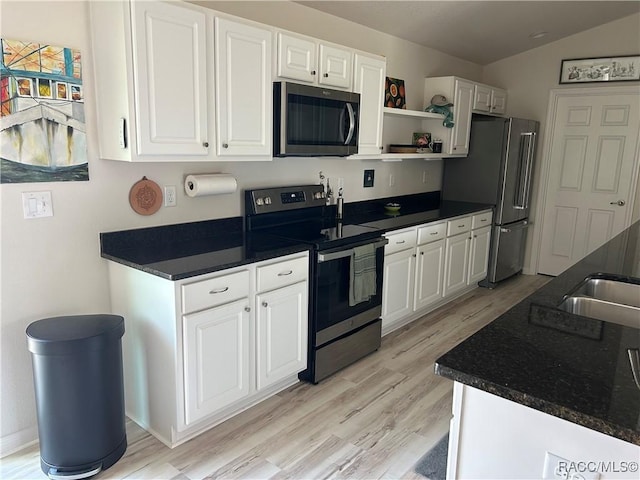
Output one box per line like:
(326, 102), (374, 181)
(273, 82), (360, 157)
(245, 185), (386, 383)
(442, 115), (539, 287)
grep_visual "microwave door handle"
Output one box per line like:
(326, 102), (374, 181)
(338, 106), (346, 143)
(344, 103), (356, 145)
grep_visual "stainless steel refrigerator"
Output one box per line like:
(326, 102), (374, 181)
(442, 115), (539, 287)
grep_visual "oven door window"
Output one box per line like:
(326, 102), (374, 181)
(287, 93), (358, 147)
(314, 246), (383, 338)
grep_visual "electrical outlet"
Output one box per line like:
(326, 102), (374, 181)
(164, 185), (177, 207)
(22, 191), (53, 219)
(389, 173), (395, 187)
(363, 169), (375, 188)
(422, 170), (428, 183)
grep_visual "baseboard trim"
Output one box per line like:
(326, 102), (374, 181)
(0, 425), (38, 458)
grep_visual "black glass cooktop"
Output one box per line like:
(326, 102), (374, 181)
(264, 219), (382, 250)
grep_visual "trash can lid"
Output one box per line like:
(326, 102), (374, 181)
(27, 315), (124, 355)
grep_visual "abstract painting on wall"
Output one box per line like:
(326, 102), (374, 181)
(1, 38), (89, 183)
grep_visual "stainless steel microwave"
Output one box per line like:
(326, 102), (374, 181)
(273, 82), (360, 157)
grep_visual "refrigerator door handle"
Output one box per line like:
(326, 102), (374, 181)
(514, 132), (536, 210)
(500, 220), (530, 233)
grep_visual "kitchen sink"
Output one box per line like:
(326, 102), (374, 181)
(558, 275), (640, 329)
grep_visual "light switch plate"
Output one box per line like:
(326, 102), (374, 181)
(22, 191), (53, 219)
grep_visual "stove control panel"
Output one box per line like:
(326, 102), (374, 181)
(245, 184), (327, 215)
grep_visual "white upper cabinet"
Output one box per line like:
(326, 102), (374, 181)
(353, 53), (386, 155)
(277, 32), (353, 89)
(214, 17), (272, 158)
(131, 1), (209, 156)
(473, 83), (507, 115)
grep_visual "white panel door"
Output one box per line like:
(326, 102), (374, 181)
(354, 53), (386, 154)
(414, 240), (445, 310)
(381, 248), (415, 328)
(443, 233), (470, 297)
(468, 226), (491, 285)
(215, 17), (272, 157)
(318, 44), (352, 89)
(183, 298), (250, 425)
(256, 282), (308, 390)
(131, 1), (209, 156)
(538, 89), (640, 276)
(450, 79), (474, 155)
(276, 32), (317, 83)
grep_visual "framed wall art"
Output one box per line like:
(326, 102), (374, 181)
(559, 55), (640, 84)
(384, 77), (406, 109)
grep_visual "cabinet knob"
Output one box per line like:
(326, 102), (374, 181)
(203, 141), (209, 148)
(262, 301), (268, 307)
(244, 306), (251, 312)
(412, 253), (416, 257)
(379, 146), (383, 150)
(323, 73), (329, 78)
(222, 143), (229, 149)
(453, 147), (457, 151)
(311, 70), (316, 76)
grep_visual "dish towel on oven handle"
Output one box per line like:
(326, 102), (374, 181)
(349, 243), (377, 306)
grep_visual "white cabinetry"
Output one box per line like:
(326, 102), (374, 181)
(423, 76), (474, 156)
(353, 53), (386, 155)
(107, 251), (309, 448)
(473, 84), (507, 115)
(214, 17), (272, 157)
(381, 210), (492, 335)
(276, 32), (352, 89)
(443, 211), (492, 298)
(89, 1), (272, 162)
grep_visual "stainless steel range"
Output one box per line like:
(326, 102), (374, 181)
(245, 185), (387, 383)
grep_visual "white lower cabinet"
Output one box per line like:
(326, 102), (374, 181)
(382, 210), (492, 335)
(256, 281), (308, 390)
(107, 251), (309, 448)
(183, 298), (251, 425)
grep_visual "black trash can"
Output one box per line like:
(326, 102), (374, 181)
(26, 314), (127, 479)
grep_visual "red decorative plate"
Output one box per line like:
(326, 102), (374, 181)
(129, 176), (162, 215)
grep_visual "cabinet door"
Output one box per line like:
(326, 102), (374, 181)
(414, 240), (445, 310)
(468, 226), (491, 285)
(382, 248), (415, 328)
(473, 84), (492, 113)
(256, 282), (308, 390)
(443, 233), (471, 297)
(183, 298), (251, 425)
(319, 44), (353, 89)
(215, 17), (272, 157)
(450, 79), (474, 155)
(276, 32), (317, 83)
(354, 54), (386, 155)
(491, 89), (507, 115)
(131, 1), (209, 156)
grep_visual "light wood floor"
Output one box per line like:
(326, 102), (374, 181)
(2, 274), (549, 480)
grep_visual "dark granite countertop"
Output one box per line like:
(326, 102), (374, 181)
(100, 217), (312, 281)
(436, 221), (640, 445)
(100, 192), (492, 281)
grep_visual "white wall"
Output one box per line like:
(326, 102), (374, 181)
(482, 13), (640, 272)
(0, 0), (482, 455)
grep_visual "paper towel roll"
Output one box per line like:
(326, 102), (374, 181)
(184, 174), (238, 197)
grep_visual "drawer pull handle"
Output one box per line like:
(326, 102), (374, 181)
(396, 240), (406, 244)
(430, 232), (438, 235)
(278, 270), (293, 276)
(209, 287), (229, 294)
(480, 218), (487, 222)
(458, 224), (466, 228)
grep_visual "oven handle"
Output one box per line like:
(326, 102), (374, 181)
(317, 238), (388, 263)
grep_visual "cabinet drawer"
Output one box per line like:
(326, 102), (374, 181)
(384, 228), (417, 255)
(417, 222), (446, 244)
(447, 216), (471, 236)
(472, 211), (493, 230)
(256, 254), (308, 292)
(182, 270), (250, 314)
